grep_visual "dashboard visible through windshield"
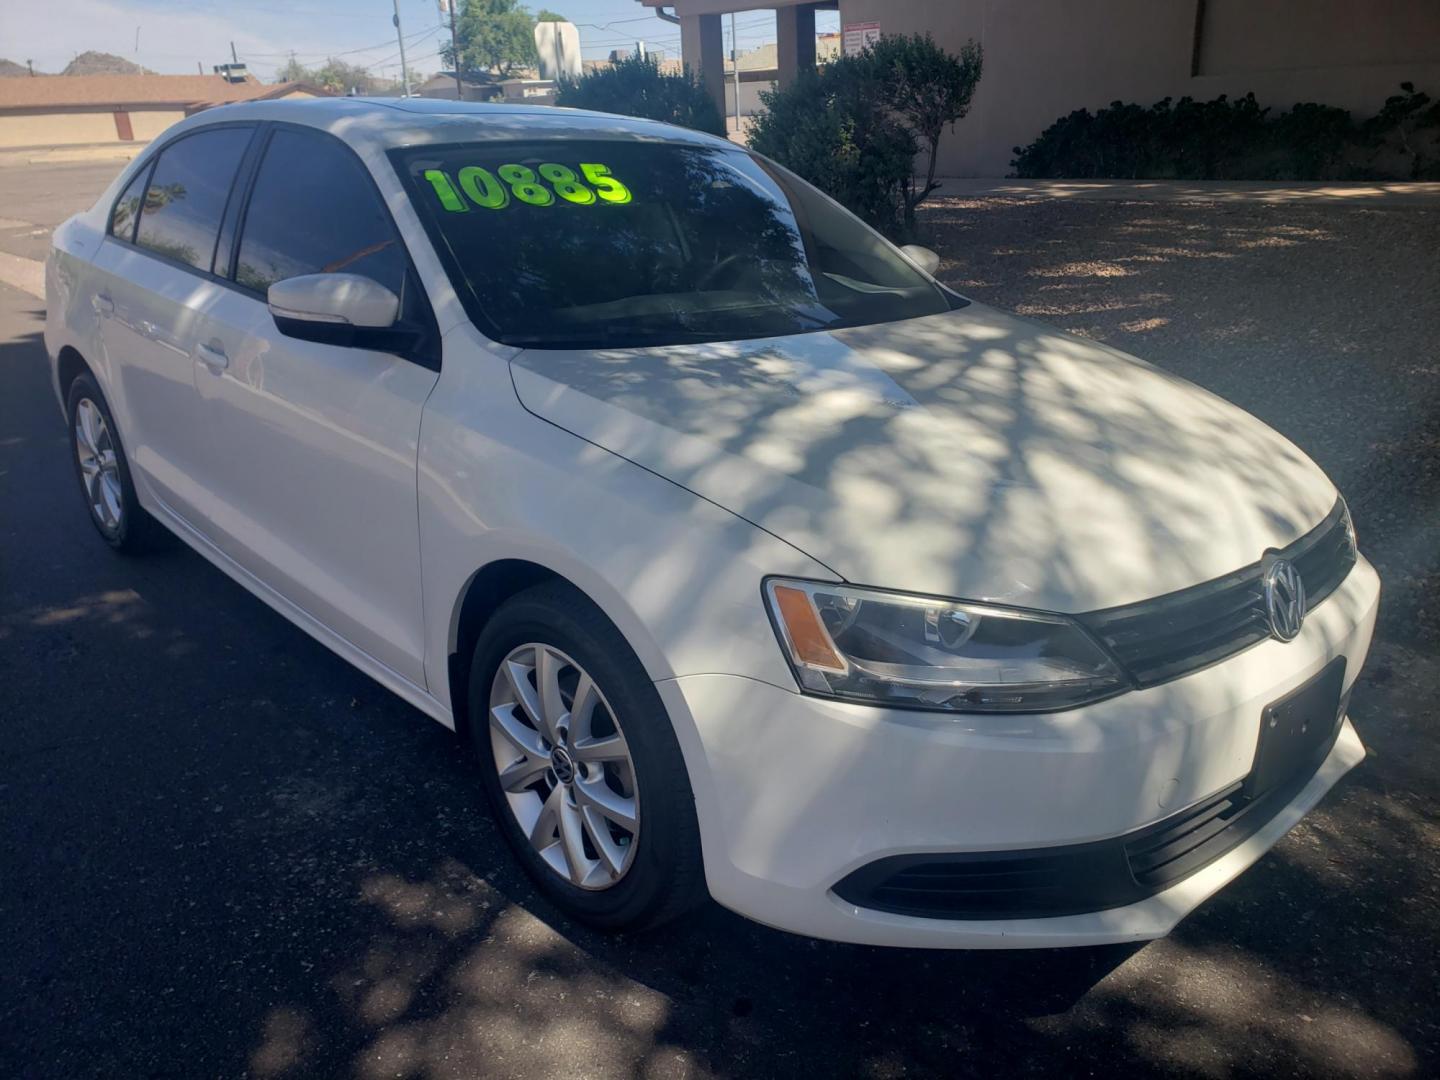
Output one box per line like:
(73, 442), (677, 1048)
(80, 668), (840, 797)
(394, 139), (956, 349)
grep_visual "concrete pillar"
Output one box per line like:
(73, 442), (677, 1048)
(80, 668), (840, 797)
(681, 13), (726, 122)
(776, 3), (818, 89)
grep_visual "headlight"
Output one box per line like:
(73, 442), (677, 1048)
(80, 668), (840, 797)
(764, 578), (1128, 713)
(1339, 496), (1357, 552)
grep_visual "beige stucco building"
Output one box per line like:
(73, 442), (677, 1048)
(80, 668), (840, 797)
(0, 75), (323, 150)
(642, 0), (1440, 176)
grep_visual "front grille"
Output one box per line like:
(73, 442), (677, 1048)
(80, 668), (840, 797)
(1079, 499), (1356, 688)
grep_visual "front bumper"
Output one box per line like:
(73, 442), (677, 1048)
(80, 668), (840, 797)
(656, 554), (1379, 948)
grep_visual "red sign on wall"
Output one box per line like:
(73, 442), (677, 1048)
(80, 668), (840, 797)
(843, 21), (881, 56)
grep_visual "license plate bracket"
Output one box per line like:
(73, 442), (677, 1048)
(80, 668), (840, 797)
(1249, 657), (1347, 796)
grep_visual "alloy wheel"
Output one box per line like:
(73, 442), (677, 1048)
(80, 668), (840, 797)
(488, 643), (640, 889)
(74, 398), (123, 532)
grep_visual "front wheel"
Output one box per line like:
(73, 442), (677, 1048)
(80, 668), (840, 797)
(468, 581), (707, 930)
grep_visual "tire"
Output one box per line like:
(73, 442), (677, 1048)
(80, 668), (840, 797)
(66, 372), (169, 554)
(468, 580), (707, 931)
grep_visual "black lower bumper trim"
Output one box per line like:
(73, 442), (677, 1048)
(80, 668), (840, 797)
(833, 659), (1349, 921)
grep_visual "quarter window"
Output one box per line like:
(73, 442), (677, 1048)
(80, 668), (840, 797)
(109, 164), (150, 243)
(235, 128), (405, 296)
(134, 127), (252, 272)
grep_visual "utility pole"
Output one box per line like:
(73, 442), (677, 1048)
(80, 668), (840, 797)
(730, 13), (741, 137)
(440, 0), (462, 99)
(230, 41), (238, 64)
(391, 0), (412, 97)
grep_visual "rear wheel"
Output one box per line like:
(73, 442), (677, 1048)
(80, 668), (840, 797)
(66, 373), (168, 553)
(468, 581), (706, 930)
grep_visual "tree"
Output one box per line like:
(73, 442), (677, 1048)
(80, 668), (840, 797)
(273, 56), (312, 84)
(750, 35), (984, 238)
(555, 54), (725, 137)
(310, 57), (381, 95)
(443, 0), (538, 78)
(867, 34), (983, 225)
(536, 9), (566, 21)
(750, 57), (917, 237)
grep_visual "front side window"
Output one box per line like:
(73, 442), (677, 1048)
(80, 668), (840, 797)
(396, 139), (953, 350)
(134, 126), (252, 272)
(109, 164), (151, 243)
(235, 128), (405, 296)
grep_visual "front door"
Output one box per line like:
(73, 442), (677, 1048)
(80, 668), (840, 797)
(189, 125), (438, 688)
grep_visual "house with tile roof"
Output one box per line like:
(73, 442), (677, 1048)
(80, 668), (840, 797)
(0, 74), (327, 149)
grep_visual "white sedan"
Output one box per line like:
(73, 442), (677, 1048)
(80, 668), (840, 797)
(44, 98), (1379, 948)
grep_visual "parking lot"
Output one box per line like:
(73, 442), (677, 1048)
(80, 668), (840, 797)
(1, 160), (1437, 1078)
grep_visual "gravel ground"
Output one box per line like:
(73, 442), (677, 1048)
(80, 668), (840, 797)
(2, 173), (1438, 1079)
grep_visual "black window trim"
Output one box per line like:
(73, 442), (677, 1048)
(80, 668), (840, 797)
(102, 118), (440, 371)
(107, 157), (156, 246)
(104, 120), (262, 294)
(228, 121), (441, 371)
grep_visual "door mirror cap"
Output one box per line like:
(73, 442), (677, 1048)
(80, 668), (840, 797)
(268, 273), (400, 331)
(899, 244), (941, 276)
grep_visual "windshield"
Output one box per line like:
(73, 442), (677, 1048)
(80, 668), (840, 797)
(394, 139), (955, 349)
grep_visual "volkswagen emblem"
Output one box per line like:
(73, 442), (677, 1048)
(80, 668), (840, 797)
(1263, 559), (1306, 642)
(550, 745), (576, 785)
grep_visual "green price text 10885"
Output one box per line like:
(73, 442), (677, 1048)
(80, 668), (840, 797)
(423, 163), (633, 211)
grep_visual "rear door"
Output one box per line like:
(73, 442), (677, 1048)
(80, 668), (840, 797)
(189, 124), (439, 688)
(90, 125), (255, 522)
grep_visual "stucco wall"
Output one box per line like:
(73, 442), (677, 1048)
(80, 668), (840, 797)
(725, 73), (776, 117)
(826, 0), (1440, 176)
(127, 109), (188, 142)
(0, 110), (118, 148)
(0, 106), (194, 149)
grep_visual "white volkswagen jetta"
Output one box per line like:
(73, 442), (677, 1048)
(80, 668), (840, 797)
(45, 99), (1379, 948)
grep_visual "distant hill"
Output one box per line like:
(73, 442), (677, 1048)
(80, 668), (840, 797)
(62, 52), (152, 76)
(0, 58), (32, 77)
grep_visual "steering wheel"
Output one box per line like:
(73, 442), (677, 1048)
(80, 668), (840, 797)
(696, 253), (748, 291)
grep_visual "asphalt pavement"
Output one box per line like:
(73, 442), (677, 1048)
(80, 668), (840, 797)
(1, 164), (1437, 1079)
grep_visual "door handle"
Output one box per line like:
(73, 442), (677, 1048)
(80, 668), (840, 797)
(93, 293), (114, 316)
(195, 341), (229, 373)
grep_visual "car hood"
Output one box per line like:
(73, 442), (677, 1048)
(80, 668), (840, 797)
(509, 303), (1336, 612)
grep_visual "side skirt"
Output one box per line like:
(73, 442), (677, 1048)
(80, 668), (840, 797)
(145, 493), (455, 730)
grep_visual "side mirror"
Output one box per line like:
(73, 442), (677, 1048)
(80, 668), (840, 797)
(267, 273), (403, 348)
(900, 244), (941, 276)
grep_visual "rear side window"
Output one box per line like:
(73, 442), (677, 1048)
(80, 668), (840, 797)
(234, 128), (405, 296)
(134, 126), (252, 272)
(109, 164), (150, 243)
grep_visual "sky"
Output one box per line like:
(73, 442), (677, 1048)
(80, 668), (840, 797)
(2, 0), (842, 83)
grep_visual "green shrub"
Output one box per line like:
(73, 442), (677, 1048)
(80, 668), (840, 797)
(1269, 102), (1353, 178)
(1361, 82), (1440, 179)
(749, 58), (917, 237)
(866, 34), (983, 223)
(750, 36), (983, 238)
(1011, 84), (1440, 181)
(555, 54), (725, 137)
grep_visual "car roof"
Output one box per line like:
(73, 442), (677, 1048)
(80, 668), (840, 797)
(164, 96), (735, 154)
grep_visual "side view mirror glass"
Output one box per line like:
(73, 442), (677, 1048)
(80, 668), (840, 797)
(267, 273), (401, 347)
(899, 244), (941, 276)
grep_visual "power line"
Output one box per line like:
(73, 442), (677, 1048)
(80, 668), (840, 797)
(243, 22), (445, 61)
